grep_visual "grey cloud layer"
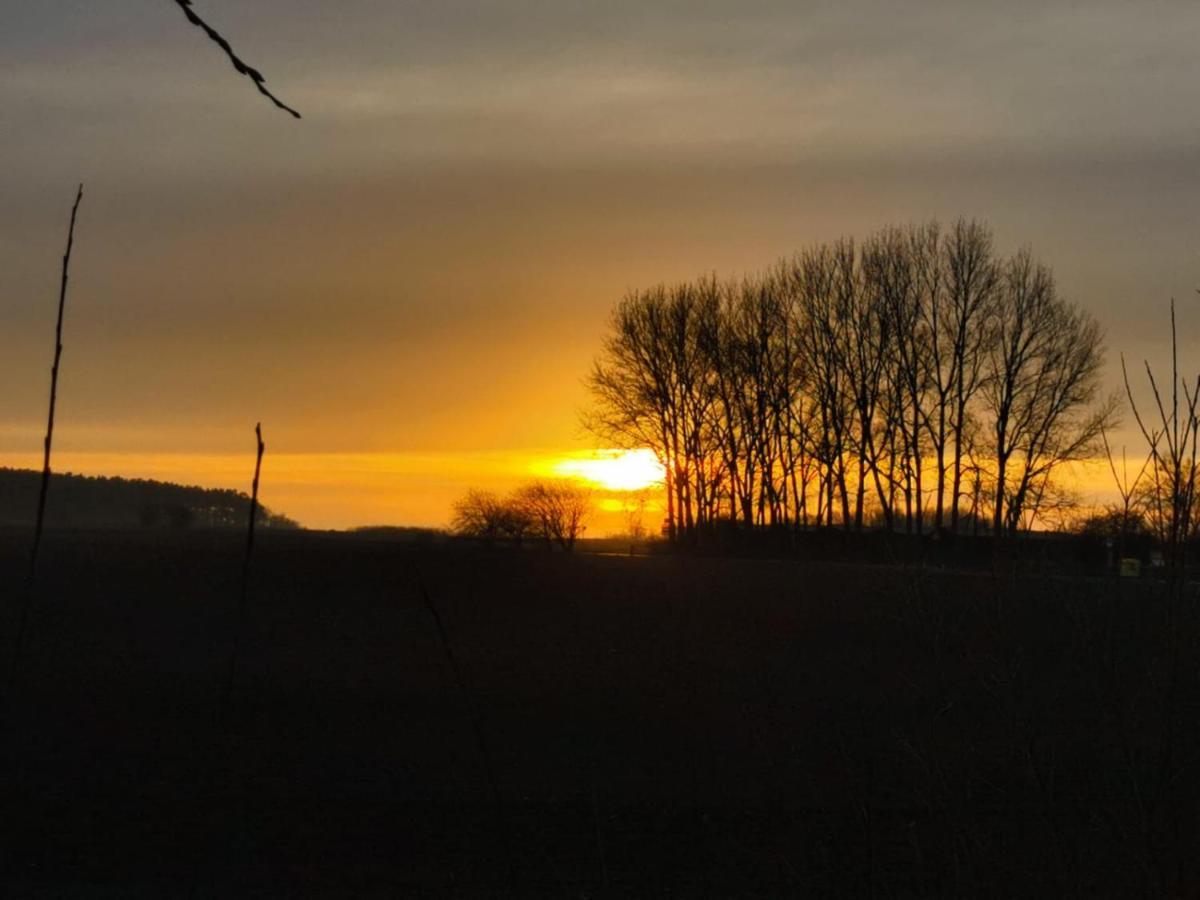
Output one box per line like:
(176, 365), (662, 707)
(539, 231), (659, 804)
(5, 0), (1200, 179)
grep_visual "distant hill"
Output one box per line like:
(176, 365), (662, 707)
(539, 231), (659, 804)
(0, 468), (300, 530)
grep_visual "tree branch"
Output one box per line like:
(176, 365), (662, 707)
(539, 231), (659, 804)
(172, 0), (301, 118)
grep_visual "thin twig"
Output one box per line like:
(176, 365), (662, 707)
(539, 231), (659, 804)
(28, 185), (83, 578)
(412, 564), (516, 889)
(171, 0), (301, 118)
(10, 184), (84, 694)
(220, 423), (265, 722)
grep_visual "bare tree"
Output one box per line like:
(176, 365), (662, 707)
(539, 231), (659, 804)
(586, 218), (1115, 544)
(516, 480), (592, 552)
(982, 250), (1114, 537)
(847, 231), (902, 529)
(942, 219), (1000, 532)
(451, 489), (533, 545)
(587, 283), (719, 542)
(453, 489), (508, 542)
(1121, 299), (1200, 567)
(1099, 425), (1153, 564)
(787, 242), (857, 528)
(587, 286), (680, 539)
(704, 274), (797, 527)
(868, 225), (929, 532)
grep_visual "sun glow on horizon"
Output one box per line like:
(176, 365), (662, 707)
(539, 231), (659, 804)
(543, 448), (666, 492)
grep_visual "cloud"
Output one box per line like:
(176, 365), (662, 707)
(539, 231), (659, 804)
(6, 0), (1200, 178)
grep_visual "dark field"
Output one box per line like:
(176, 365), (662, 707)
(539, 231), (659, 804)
(0, 530), (1198, 897)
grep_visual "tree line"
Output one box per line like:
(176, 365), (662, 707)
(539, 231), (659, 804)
(0, 467), (298, 531)
(587, 219), (1116, 543)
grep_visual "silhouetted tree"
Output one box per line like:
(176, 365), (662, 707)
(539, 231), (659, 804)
(1099, 425), (1153, 564)
(942, 219), (1001, 531)
(452, 481), (591, 550)
(982, 249), (1115, 537)
(587, 219), (1115, 540)
(1121, 300), (1200, 566)
(452, 489), (534, 545)
(587, 286), (696, 541)
(516, 480), (592, 551)
(452, 489), (509, 543)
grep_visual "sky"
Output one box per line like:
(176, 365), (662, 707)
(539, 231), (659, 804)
(3, 0), (1200, 530)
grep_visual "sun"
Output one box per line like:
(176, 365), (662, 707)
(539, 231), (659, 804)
(546, 449), (665, 492)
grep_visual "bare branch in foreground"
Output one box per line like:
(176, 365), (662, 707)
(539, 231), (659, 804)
(10, 184), (84, 696)
(29, 184), (84, 577)
(220, 423), (266, 723)
(171, 0), (301, 118)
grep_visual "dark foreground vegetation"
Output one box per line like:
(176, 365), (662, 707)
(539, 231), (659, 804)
(1, 528), (1198, 896)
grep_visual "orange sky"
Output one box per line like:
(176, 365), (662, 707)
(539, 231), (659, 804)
(0, 448), (666, 535)
(3, 3), (1200, 531)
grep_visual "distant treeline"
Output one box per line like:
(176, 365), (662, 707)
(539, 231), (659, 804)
(589, 219), (1114, 543)
(0, 468), (300, 530)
